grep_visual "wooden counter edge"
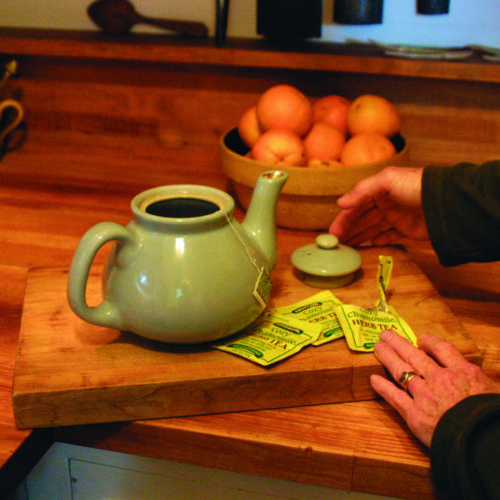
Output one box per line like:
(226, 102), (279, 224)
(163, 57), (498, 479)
(53, 405), (435, 500)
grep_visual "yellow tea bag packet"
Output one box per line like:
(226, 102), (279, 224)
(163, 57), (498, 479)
(213, 311), (321, 366)
(272, 291), (344, 346)
(336, 305), (417, 352)
(337, 255), (417, 352)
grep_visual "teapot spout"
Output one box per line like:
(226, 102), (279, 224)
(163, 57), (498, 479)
(241, 170), (288, 271)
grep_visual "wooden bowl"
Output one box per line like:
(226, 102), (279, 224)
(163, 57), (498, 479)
(219, 127), (409, 231)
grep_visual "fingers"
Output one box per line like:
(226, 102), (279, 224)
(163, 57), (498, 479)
(417, 332), (469, 369)
(332, 211), (406, 247)
(374, 330), (439, 380)
(336, 171), (391, 209)
(371, 228), (405, 246)
(373, 335), (412, 382)
(371, 329), (497, 449)
(337, 212), (394, 246)
(329, 173), (389, 241)
(330, 203), (392, 244)
(329, 201), (375, 241)
(329, 209), (360, 241)
(329, 171), (390, 241)
(343, 213), (392, 245)
(330, 167), (428, 246)
(370, 374), (414, 415)
(370, 373), (434, 447)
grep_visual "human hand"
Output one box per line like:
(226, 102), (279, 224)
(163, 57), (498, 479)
(371, 330), (499, 447)
(329, 166), (430, 246)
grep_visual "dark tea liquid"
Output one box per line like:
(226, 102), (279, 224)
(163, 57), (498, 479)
(145, 198), (220, 218)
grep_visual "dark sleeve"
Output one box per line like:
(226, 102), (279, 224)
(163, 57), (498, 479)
(430, 393), (500, 500)
(421, 160), (500, 266)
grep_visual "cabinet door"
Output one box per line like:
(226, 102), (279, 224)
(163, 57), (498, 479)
(21, 443), (400, 500)
(70, 458), (287, 500)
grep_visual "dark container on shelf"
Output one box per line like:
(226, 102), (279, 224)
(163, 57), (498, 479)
(417, 0), (450, 14)
(333, 0), (383, 25)
(257, 0), (322, 39)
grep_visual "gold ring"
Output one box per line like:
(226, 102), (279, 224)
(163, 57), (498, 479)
(399, 371), (419, 388)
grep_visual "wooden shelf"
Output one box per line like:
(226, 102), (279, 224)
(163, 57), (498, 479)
(0, 27), (499, 83)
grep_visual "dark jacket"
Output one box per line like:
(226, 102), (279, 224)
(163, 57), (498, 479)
(422, 160), (500, 266)
(422, 161), (500, 500)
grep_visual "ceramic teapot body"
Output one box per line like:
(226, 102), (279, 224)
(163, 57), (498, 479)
(68, 171), (287, 344)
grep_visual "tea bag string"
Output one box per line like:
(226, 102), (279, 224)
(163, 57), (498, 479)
(223, 211), (261, 273)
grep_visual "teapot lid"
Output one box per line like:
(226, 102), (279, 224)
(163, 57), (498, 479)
(291, 234), (362, 277)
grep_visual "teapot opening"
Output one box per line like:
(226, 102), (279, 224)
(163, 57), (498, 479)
(145, 197), (220, 219)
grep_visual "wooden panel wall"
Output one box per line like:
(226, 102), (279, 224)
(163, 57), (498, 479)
(9, 54), (500, 167)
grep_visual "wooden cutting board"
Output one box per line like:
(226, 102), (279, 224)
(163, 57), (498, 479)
(13, 245), (480, 429)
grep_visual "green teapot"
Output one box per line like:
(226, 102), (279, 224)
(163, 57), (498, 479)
(67, 171), (288, 344)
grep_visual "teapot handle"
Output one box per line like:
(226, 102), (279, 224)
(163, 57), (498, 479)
(67, 221), (133, 330)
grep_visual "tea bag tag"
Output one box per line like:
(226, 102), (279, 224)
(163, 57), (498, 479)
(253, 267), (272, 308)
(376, 255), (392, 312)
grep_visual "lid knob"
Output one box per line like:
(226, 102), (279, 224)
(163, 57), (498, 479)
(316, 234), (339, 249)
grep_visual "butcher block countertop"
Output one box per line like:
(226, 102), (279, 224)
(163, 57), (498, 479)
(0, 30), (500, 499)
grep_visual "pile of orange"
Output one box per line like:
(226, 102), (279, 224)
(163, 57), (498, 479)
(237, 84), (401, 168)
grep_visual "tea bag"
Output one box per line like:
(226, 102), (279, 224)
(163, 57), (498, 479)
(375, 255), (392, 312)
(213, 310), (321, 366)
(253, 267), (272, 308)
(336, 256), (417, 352)
(272, 290), (344, 346)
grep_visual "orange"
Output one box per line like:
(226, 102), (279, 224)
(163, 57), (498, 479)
(347, 94), (400, 138)
(252, 128), (307, 167)
(312, 95), (350, 136)
(256, 84), (313, 137)
(238, 106), (261, 148)
(303, 122), (346, 162)
(340, 133), (397, 167)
